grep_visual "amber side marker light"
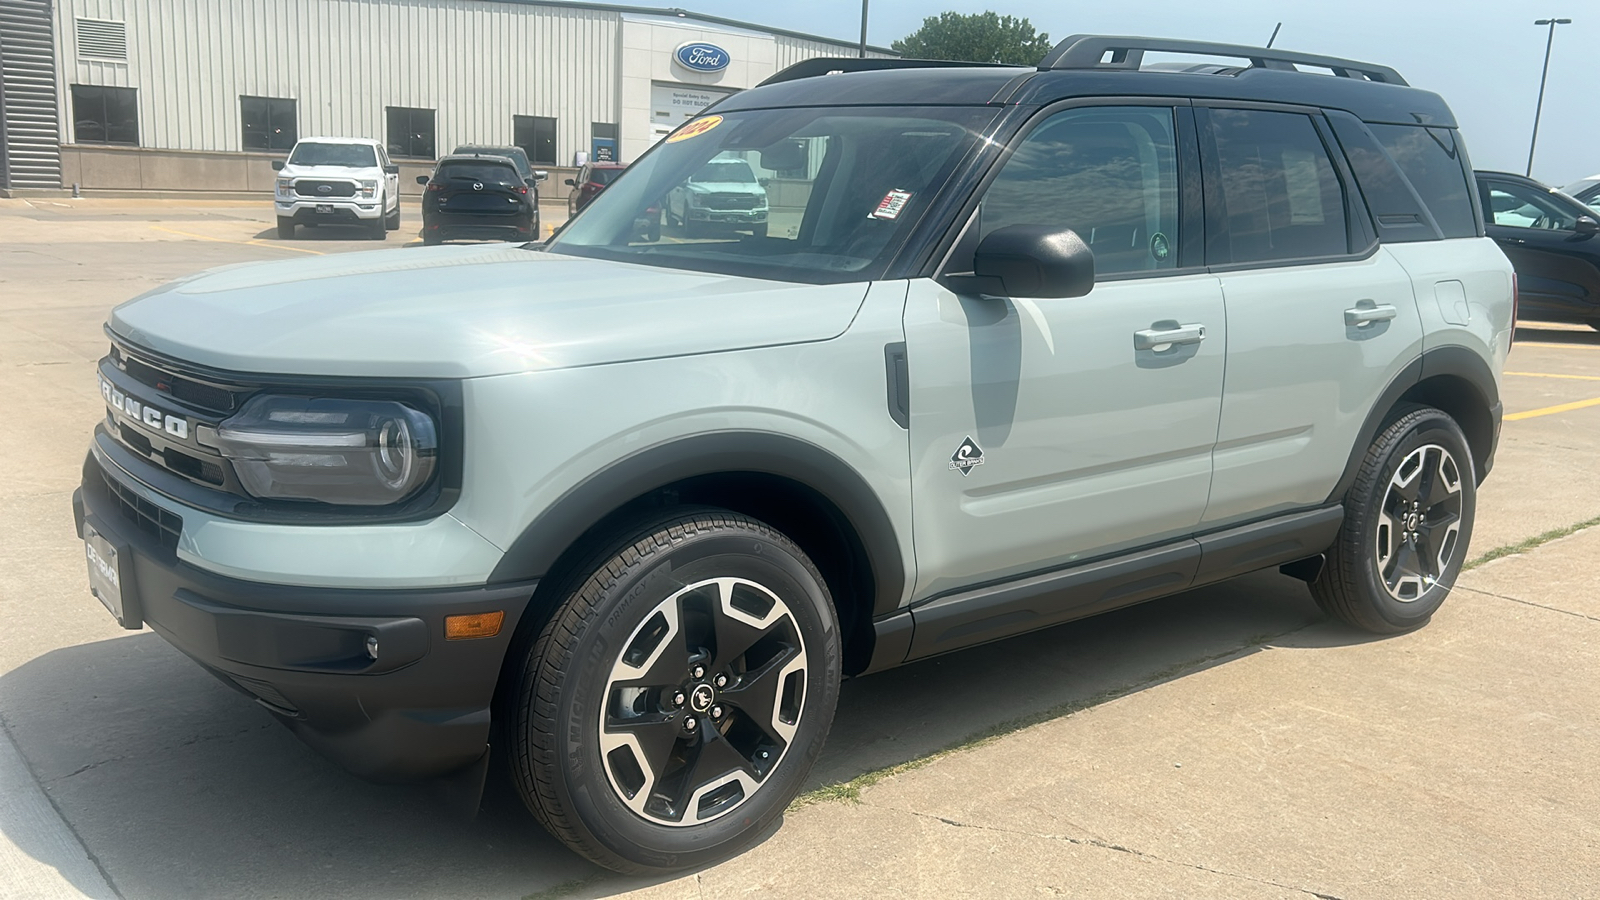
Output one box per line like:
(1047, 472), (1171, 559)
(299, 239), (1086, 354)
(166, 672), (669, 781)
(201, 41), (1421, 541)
(445, 611), (505, 640)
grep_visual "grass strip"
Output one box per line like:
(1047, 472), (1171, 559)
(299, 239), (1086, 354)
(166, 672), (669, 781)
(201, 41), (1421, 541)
(1461, 514), (1600, 572)
(790, 630), (1290, 809)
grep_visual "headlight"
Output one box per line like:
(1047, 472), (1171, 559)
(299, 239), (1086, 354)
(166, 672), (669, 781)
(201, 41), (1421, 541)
(360, 179), (378, 198)
(276, 178), (293, 195)
(687, 192), (704, 208)
(213, 395), (438, 506)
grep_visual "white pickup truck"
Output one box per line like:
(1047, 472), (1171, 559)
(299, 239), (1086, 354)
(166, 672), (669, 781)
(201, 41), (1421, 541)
(272, 136), (402, 239)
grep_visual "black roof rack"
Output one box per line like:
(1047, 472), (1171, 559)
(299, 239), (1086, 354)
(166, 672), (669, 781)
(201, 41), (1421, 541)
(759, 56), (1020, 87)
(1038, 34), (1408, 86)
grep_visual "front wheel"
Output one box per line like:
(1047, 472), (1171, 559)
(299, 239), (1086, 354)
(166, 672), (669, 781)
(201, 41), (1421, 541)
(1312, 405), (1476, 633)
(276, 216), (295, 239)
(368, 197), (388, 240)
(508, 509), (841, 874)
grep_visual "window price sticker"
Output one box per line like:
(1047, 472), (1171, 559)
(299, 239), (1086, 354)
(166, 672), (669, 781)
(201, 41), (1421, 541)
(870, 189), (914, 220)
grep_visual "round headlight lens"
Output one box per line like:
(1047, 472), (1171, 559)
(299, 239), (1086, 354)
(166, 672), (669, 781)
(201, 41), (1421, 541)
(375, 416), (414, 491)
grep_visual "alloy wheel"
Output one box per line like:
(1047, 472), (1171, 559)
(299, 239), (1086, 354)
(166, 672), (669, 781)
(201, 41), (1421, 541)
(1375, 443), (1464, 601)
(598, 577), (808, 826)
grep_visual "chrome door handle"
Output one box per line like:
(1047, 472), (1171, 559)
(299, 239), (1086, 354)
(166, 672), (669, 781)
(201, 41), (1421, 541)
(1133, 324), (1206, 350)
(1344, 304), (1398, 327)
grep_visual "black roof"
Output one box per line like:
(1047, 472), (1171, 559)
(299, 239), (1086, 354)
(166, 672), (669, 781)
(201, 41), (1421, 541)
(724, 35), (1457, 128)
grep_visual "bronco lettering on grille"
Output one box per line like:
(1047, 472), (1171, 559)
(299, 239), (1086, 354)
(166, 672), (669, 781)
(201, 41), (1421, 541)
(100, 375), (189, 439)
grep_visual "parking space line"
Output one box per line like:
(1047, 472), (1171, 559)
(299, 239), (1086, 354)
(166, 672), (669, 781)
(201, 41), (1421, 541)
(1513, 342), (1599, 350)
(150, 225), (325, 255)
(1504, 371), (1600, 381)
(1505, 396), (1600, 421)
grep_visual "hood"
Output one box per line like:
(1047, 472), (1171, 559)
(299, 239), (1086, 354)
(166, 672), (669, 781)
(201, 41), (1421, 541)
(108, 246), (869, 379)
(687, 181), (766, 196)
(280, 163), (378, 179)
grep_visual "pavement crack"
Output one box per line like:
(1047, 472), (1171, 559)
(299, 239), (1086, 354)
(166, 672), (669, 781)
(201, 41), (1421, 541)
(1458, 585), (1600, 624)
(897, 806), (1343, 899)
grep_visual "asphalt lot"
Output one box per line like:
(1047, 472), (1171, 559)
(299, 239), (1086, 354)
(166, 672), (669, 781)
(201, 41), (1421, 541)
(2, 197), (1598, 899)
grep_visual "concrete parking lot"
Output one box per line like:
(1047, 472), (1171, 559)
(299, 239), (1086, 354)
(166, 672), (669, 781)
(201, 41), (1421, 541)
(2, 197), (1598, 900)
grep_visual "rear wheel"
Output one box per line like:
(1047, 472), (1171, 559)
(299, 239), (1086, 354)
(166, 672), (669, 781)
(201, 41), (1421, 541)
(276, 217), (295, 239)
(1312, 405), (1475, 633)
(508, 509), (841, 874)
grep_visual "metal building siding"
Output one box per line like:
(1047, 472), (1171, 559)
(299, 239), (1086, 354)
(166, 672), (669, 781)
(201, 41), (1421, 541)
(0, 0), (63, 188)
(54, 0), (620, 161)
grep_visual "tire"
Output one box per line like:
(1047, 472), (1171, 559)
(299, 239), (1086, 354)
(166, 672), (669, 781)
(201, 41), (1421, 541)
(508, 508), (841, 874)
(276, 217), (295, 239)
(1311, 405), (1476, 634)
(368, 197), (388, 240)
(422, 233), (442, 246)
(749, 223), (768, 239)
(386, 199), (401, 231)
(644, 210), (661, 243)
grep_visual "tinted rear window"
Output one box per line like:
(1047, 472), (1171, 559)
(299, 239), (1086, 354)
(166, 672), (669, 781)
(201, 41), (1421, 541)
(1368, 125), (1477, 239)
(437, 162), (520, 184)
(589, 169), (621, 186)
(1206, 109), (1349, 264)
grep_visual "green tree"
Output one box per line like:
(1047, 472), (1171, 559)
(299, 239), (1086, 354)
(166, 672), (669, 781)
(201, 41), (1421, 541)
(891, 11), (1053, 66)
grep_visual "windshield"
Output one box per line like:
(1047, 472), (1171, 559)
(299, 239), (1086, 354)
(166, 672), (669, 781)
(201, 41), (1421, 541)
(690, 159), (757, 184)
(288, 142), (377, 168)
(547, 106), (999, 284)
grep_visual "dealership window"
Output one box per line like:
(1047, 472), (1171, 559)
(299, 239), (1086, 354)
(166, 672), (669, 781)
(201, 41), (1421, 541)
(386, 106), (435, 159)
(71, 84), (138, 145)
(515, 115), (557, 166)
(241, 96), (297, 151)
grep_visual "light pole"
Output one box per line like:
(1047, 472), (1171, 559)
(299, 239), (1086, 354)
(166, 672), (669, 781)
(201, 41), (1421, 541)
(1527, 17), (1572, 177)
(858, 0), (869, 58)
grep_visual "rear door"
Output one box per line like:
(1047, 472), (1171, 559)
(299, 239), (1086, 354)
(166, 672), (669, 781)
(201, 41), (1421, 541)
(1479, 176), (1600, 320)
(1198, 106), (1422, 526)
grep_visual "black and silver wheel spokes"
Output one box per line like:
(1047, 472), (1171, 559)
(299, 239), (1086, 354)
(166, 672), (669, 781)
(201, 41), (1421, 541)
(1375, 443), (1464, 602)
(599, 577), (808, 826)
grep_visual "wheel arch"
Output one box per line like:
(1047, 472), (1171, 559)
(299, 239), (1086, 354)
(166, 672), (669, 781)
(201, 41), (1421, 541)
(1328, 346), (1501, 504)
(487, 432), (907, 676)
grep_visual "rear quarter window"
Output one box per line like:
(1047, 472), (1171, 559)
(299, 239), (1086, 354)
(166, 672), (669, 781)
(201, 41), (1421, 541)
(1368, 124), (1478, 239)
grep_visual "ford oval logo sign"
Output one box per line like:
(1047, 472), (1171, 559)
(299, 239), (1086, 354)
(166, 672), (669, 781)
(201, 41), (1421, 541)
(674, 41), (729, 73)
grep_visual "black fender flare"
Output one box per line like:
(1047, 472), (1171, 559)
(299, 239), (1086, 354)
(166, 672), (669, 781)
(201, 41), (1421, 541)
(486, 431), (908, 619)
(1326, 345), (1501, 504)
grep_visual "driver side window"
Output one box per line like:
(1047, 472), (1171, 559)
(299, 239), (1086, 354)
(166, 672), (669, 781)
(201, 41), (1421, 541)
(980, 106), (1181, 276)
(1483, 181), (1578, 230)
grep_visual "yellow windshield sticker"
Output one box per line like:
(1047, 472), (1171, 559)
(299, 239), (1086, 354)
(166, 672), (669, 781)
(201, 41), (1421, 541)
(666, 115), (724, 144)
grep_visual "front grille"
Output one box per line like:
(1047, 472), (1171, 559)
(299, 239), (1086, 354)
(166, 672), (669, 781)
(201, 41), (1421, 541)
(101, 468), (183, 551)
(294, 180), (358, 198)
(706, 192), (759, 210)
(118, 350), (239, 414)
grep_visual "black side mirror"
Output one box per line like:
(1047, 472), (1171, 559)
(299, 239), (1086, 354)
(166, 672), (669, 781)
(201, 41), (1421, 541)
(384, 164), (400, 175)
(270, 160), (285, 171)
(1575, 216), (1599, 236)
(564, 178), (576, 186)
(950, 225), (1096, 299)
(415, 175), (430, 186)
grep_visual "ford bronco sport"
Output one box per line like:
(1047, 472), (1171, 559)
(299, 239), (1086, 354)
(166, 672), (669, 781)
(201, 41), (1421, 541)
(76, 36), (1511, 873)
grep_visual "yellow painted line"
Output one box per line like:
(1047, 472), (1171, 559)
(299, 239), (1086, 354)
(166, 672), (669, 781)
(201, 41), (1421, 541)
(1504, 371), (1600, 381)
(1505, 396), (1600, 421)
(150, 225), (324, 255)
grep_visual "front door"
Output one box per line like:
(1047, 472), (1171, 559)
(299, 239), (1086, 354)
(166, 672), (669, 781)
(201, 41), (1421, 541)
(1479, 176), (1600, 322)
(905, 104), (1226, 601)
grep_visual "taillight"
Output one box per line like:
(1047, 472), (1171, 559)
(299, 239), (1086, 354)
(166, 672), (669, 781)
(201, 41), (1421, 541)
(517, 185), (528, 195)
(1510, 272), (1519, 345)
(425, 182), (444, 192)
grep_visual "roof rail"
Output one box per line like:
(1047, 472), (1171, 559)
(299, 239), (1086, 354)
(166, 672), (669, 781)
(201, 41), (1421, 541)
(1038, 34), (1408, 86)
(759, 56), (1020, 88)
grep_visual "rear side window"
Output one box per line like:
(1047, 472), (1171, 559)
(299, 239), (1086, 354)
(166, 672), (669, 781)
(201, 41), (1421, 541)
(980, 106), (1182, 276)
(1368, 125), (1477, 239)
(1205, 109), (1348, 264)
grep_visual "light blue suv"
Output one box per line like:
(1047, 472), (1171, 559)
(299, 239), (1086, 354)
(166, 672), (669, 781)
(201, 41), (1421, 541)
(76, 36), (1512, 873)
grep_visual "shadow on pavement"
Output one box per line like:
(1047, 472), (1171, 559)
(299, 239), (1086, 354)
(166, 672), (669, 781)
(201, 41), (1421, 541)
(0, 571), (1371, 899)
(1515, 324), (1600, 345)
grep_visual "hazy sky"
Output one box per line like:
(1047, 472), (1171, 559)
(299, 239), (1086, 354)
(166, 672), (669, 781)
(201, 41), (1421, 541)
(610, 0), (1597, 189)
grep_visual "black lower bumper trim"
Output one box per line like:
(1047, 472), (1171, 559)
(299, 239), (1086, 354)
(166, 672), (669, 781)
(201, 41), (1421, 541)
(74, 462), (537, 783)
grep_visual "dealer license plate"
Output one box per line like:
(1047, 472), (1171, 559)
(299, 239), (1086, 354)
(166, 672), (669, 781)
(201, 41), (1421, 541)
(83, 524), (127, 625)
(315, 203), (335, 215)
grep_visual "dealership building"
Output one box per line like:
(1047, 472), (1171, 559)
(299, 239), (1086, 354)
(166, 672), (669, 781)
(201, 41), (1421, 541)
(0, 0), (892, 196)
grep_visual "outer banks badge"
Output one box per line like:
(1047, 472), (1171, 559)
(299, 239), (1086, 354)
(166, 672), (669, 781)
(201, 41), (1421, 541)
(666, 115), (724, 144)
(949, 436), (985, 476)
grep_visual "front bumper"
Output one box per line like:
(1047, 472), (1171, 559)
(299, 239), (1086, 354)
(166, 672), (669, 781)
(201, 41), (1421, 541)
(275, 198), (382, 221)
(73, 454), (537, 782)
(686, 208), (767, 224)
